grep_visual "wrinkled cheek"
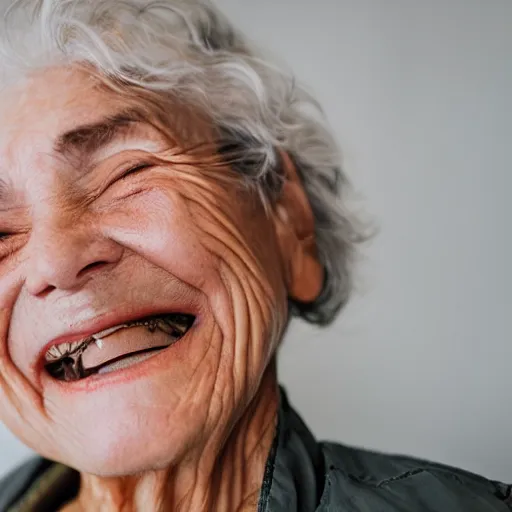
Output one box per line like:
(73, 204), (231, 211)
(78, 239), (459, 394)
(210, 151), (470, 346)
(100, 188), (236, 338)
(0, 273), (61, 460)
(190, 190), (287, 338)
(0, 259), (38, 378)
(182, 194), (287, 375)
(101, 183), (283, 366)
(103, 189), (212, 285)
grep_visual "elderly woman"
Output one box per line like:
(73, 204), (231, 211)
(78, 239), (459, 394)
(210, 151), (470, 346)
(0, 1), (510, 511)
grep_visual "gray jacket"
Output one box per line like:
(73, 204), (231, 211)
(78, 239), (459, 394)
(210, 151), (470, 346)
(1, 389), (511, 511)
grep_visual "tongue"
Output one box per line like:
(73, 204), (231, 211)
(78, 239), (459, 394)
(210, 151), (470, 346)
(81, 325), (174, 372)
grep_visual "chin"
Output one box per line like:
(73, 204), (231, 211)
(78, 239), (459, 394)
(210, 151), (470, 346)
(62, 410), (194, 476)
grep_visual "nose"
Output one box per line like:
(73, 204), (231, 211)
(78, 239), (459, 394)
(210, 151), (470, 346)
(25, 211), (124, 296)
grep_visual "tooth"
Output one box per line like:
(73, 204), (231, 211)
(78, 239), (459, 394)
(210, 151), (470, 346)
(92, 324), (128, 340)
(155, 319), (179, 337)
(57, 344), (69, 356)
(170, 318), (190, 334)
(173, 323), (188, 334)
(95, 338), (104, 349)
(70, 341), (82, 352)
(46, 347), (61, 361)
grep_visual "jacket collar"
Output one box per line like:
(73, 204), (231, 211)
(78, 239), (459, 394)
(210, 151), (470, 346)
(258, 387), (325, 511)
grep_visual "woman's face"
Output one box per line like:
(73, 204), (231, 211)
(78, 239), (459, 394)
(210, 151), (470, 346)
(0, 65), (325, 476)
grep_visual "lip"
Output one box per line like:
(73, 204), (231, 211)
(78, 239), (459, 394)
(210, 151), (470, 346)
(36, 306), (198, 377)
(41, 325), (193, 394)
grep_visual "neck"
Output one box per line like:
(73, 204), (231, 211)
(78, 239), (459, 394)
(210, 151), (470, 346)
(64, 367), (279, 512)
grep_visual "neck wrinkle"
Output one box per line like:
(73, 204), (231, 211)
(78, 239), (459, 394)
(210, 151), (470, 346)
(68, 364), (279, 512)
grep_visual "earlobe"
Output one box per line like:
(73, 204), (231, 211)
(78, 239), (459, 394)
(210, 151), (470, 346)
(274, 152), (324, 304)
(288, 236), (324, 303)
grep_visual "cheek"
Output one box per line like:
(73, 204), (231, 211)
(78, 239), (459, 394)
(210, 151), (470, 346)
(100, 185), (240, 350)
(102, 186), (214, 287)
(101, 178), (283, 306)
(101, 180), (286, 347)
(1, 264), (42, 378)
(8, 316), (37, 374)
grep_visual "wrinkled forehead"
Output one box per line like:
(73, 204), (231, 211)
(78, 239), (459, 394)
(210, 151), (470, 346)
(0, 67), (144, 157)
(2, 67), (105, 138)
(0, 65), (216, 177)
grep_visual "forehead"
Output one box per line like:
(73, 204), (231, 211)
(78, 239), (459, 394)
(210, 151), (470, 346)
(0, 66), (124, 151)
(0, 66), (180, 192)
(0, 66), (178, 206)
(0, 66), (215, 169)
(0, 67), (173, 183)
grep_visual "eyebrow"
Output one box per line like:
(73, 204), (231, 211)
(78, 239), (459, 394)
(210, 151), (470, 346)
(0, 108), (153, 206)
(53, 107), (147, 158)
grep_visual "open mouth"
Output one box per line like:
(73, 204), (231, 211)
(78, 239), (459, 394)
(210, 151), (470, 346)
(44, 313), (195, 382)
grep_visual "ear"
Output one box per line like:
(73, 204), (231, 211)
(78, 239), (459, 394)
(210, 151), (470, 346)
(274, 152), (324, 303)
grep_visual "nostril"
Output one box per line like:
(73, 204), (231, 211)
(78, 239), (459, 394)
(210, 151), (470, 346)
(77, 261), (110, 279)
(37, 284), (57, 298)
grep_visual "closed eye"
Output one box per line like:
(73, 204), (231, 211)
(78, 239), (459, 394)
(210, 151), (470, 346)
(121, 163), (153, 179)
(0, 231), (24, 260)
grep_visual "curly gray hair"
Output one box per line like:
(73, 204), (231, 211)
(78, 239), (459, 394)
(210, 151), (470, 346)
(0, 0), (364, 325)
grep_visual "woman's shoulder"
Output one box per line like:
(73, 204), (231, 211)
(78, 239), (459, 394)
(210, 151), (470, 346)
(0, 458), (78, 511)
(319, 441), (512, 511)
(0, 457), (51, 510)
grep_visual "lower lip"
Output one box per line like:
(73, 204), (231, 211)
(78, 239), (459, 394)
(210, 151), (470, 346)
(42, 327), (193, 394)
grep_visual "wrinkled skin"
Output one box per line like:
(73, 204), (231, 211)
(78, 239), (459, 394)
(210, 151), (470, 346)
(0, 66), (323, 511)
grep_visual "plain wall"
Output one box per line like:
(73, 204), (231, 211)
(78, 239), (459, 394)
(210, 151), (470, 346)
(1, 0), (511, 481)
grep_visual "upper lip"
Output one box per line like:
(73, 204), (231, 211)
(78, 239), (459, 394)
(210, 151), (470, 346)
(37, 307), (192, 371)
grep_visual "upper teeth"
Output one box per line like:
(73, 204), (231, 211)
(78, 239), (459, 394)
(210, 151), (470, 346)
(45, 341), (85, 362)
(45, 322), (143, 362)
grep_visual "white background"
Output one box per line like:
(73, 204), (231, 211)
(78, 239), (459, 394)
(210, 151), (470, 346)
(1, 0), (511, 481)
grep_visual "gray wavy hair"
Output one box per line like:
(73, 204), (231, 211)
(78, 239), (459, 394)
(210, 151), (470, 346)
(0, 0), (364, 325)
